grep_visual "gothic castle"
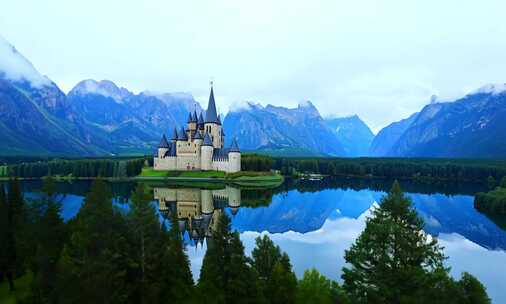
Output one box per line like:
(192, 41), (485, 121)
(154, 86), (241, 173)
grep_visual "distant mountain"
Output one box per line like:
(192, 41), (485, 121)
(223, 101), (346, 156)
(369, 112), (418, 156)
(324, 115), (374, 156)
(371, 85), (506, 158)
(0, 38), (203, 156)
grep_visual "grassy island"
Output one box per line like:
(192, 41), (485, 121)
(137, 167), (284, 187)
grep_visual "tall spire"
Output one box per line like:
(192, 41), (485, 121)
(205, 84), (219, 123)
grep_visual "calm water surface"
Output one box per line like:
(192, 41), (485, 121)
(17, 178), (506, 303)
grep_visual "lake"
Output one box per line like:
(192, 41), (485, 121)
(16, 177), (506, 303)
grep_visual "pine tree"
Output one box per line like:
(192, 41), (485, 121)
(342, 181), (451, 303)
(5, 178), (27, 291)
(58, 179), (131, 303)
(198, 213), (263, 304)
(159, 211), (194, 303)
(251, 235), (296, 304)
(0, 185), (8, 283)
(457, 272), (491, 304)
(296, 269), (348, 304)
(128, 183), (164, 304)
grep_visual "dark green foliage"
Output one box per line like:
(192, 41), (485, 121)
(251, 235), (297, 304)
(5, 179), (28, 290)
(29, 178), (67, 303)
(500, 176), (506, 188)
(159, 212), (194, 304)
(456, 272), (491, 304)
(198, 213), (263, 304)
(474, 188), (506, 216)
(296, 269), (349, 304)
(487, 176), (496, 189)
(273, 157), (506, 183)
(0, 185), (8, 283)
(57, 179), (131, 303)
(342, 181), (451, 303)
(8, 157), (146, 178)
(241, 154), (274, 172)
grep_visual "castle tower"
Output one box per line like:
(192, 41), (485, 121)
(201, 132), (214, 170)
(157, 134), (169, 158)
(188, 111), (197, 132)
(228, 138), (241, 173)
(204, 84), (223, 148)
(170, 127), (178, 143)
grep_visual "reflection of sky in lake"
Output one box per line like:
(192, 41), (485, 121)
(220, 189), (506, 304)
(21, 185), (506, 303)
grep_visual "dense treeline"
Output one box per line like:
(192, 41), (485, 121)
(0, 178), (491, 303)
(273, 157), (506, 182)
(241, 154), (274, 172)
(474, 177), (506, 229)
(7, 158), (146, 178)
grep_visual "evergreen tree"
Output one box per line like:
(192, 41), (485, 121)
(457, 272), (491, 304)
(342, 181), (453, 303)
(198, 213), (263, 304)
(30, 197), (66, 303)
(5, 178), (27, 291)
(487, 176), (496, 189)
(296, 269), (348, 304)
(128, 183), (164, 304)
(251, 235), (296, 304)
(0, 185), (7, 283)
(265, 253), (297, 304)
(159, 211), (194, 303)
(58, 179), (131, 303)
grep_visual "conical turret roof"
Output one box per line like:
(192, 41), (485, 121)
(205, 86), (219, 123)
(198, 112), (204, 124)
(158, 134), (169, 148)
(229, 138), (240, 152)
(203, 132), (213, 146)
(171, 127), (178, 140)
(178, 127), (188, 140)
(194, 130), (203, 140)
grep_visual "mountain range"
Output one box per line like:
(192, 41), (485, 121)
(369, 86), (506, 158)
(1, 37), (506, 158)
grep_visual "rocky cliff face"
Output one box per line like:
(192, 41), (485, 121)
(223, 101), (346, 156)
(370, 85), (506, 158)
(324, 115), (374, 156)
(369, 112), (418, 157)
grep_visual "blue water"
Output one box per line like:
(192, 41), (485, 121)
(19, 180), (506, 303)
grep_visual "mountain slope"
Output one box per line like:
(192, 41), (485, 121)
(324, 115), (374, 156)
(369, 112), (418, 156)
(389, 88), (506, 157)
(223, 101), (346, 156)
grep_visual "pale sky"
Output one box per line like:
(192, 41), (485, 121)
(1, 0), (506, 132)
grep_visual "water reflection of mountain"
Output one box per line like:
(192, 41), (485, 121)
(232, 188), (506, 251)
(153, 186), (241, 246)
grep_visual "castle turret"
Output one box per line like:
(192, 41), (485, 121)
(198, 112), (205, 130)
(228, 138), (241, 173)
(193, 130), (203, 145)
(201, 132), (214, 170)
(157, 134), (170, 158)
(188, 111), (197, 132)
(170, 127), (178, 142)
(204, 85), (223, 148)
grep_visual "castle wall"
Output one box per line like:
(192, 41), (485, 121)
(228, 152), (241, 173)
(154, 156), (177, 170)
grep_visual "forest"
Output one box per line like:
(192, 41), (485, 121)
(0, 177), (491, 303)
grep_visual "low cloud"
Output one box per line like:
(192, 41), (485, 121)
(0, 36), (50, 88)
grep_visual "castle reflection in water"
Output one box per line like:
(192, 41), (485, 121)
(153, 186), (241, 246)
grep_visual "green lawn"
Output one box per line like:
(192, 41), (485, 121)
(0, 273), (32, 304)
(139, 168), (225, 178)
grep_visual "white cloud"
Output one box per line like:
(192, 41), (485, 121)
(0, 36), (50, 88)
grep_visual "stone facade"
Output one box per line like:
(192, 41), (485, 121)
(153, 86), (241, 173)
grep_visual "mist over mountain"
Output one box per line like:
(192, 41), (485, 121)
(371, 85), (506, 158)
